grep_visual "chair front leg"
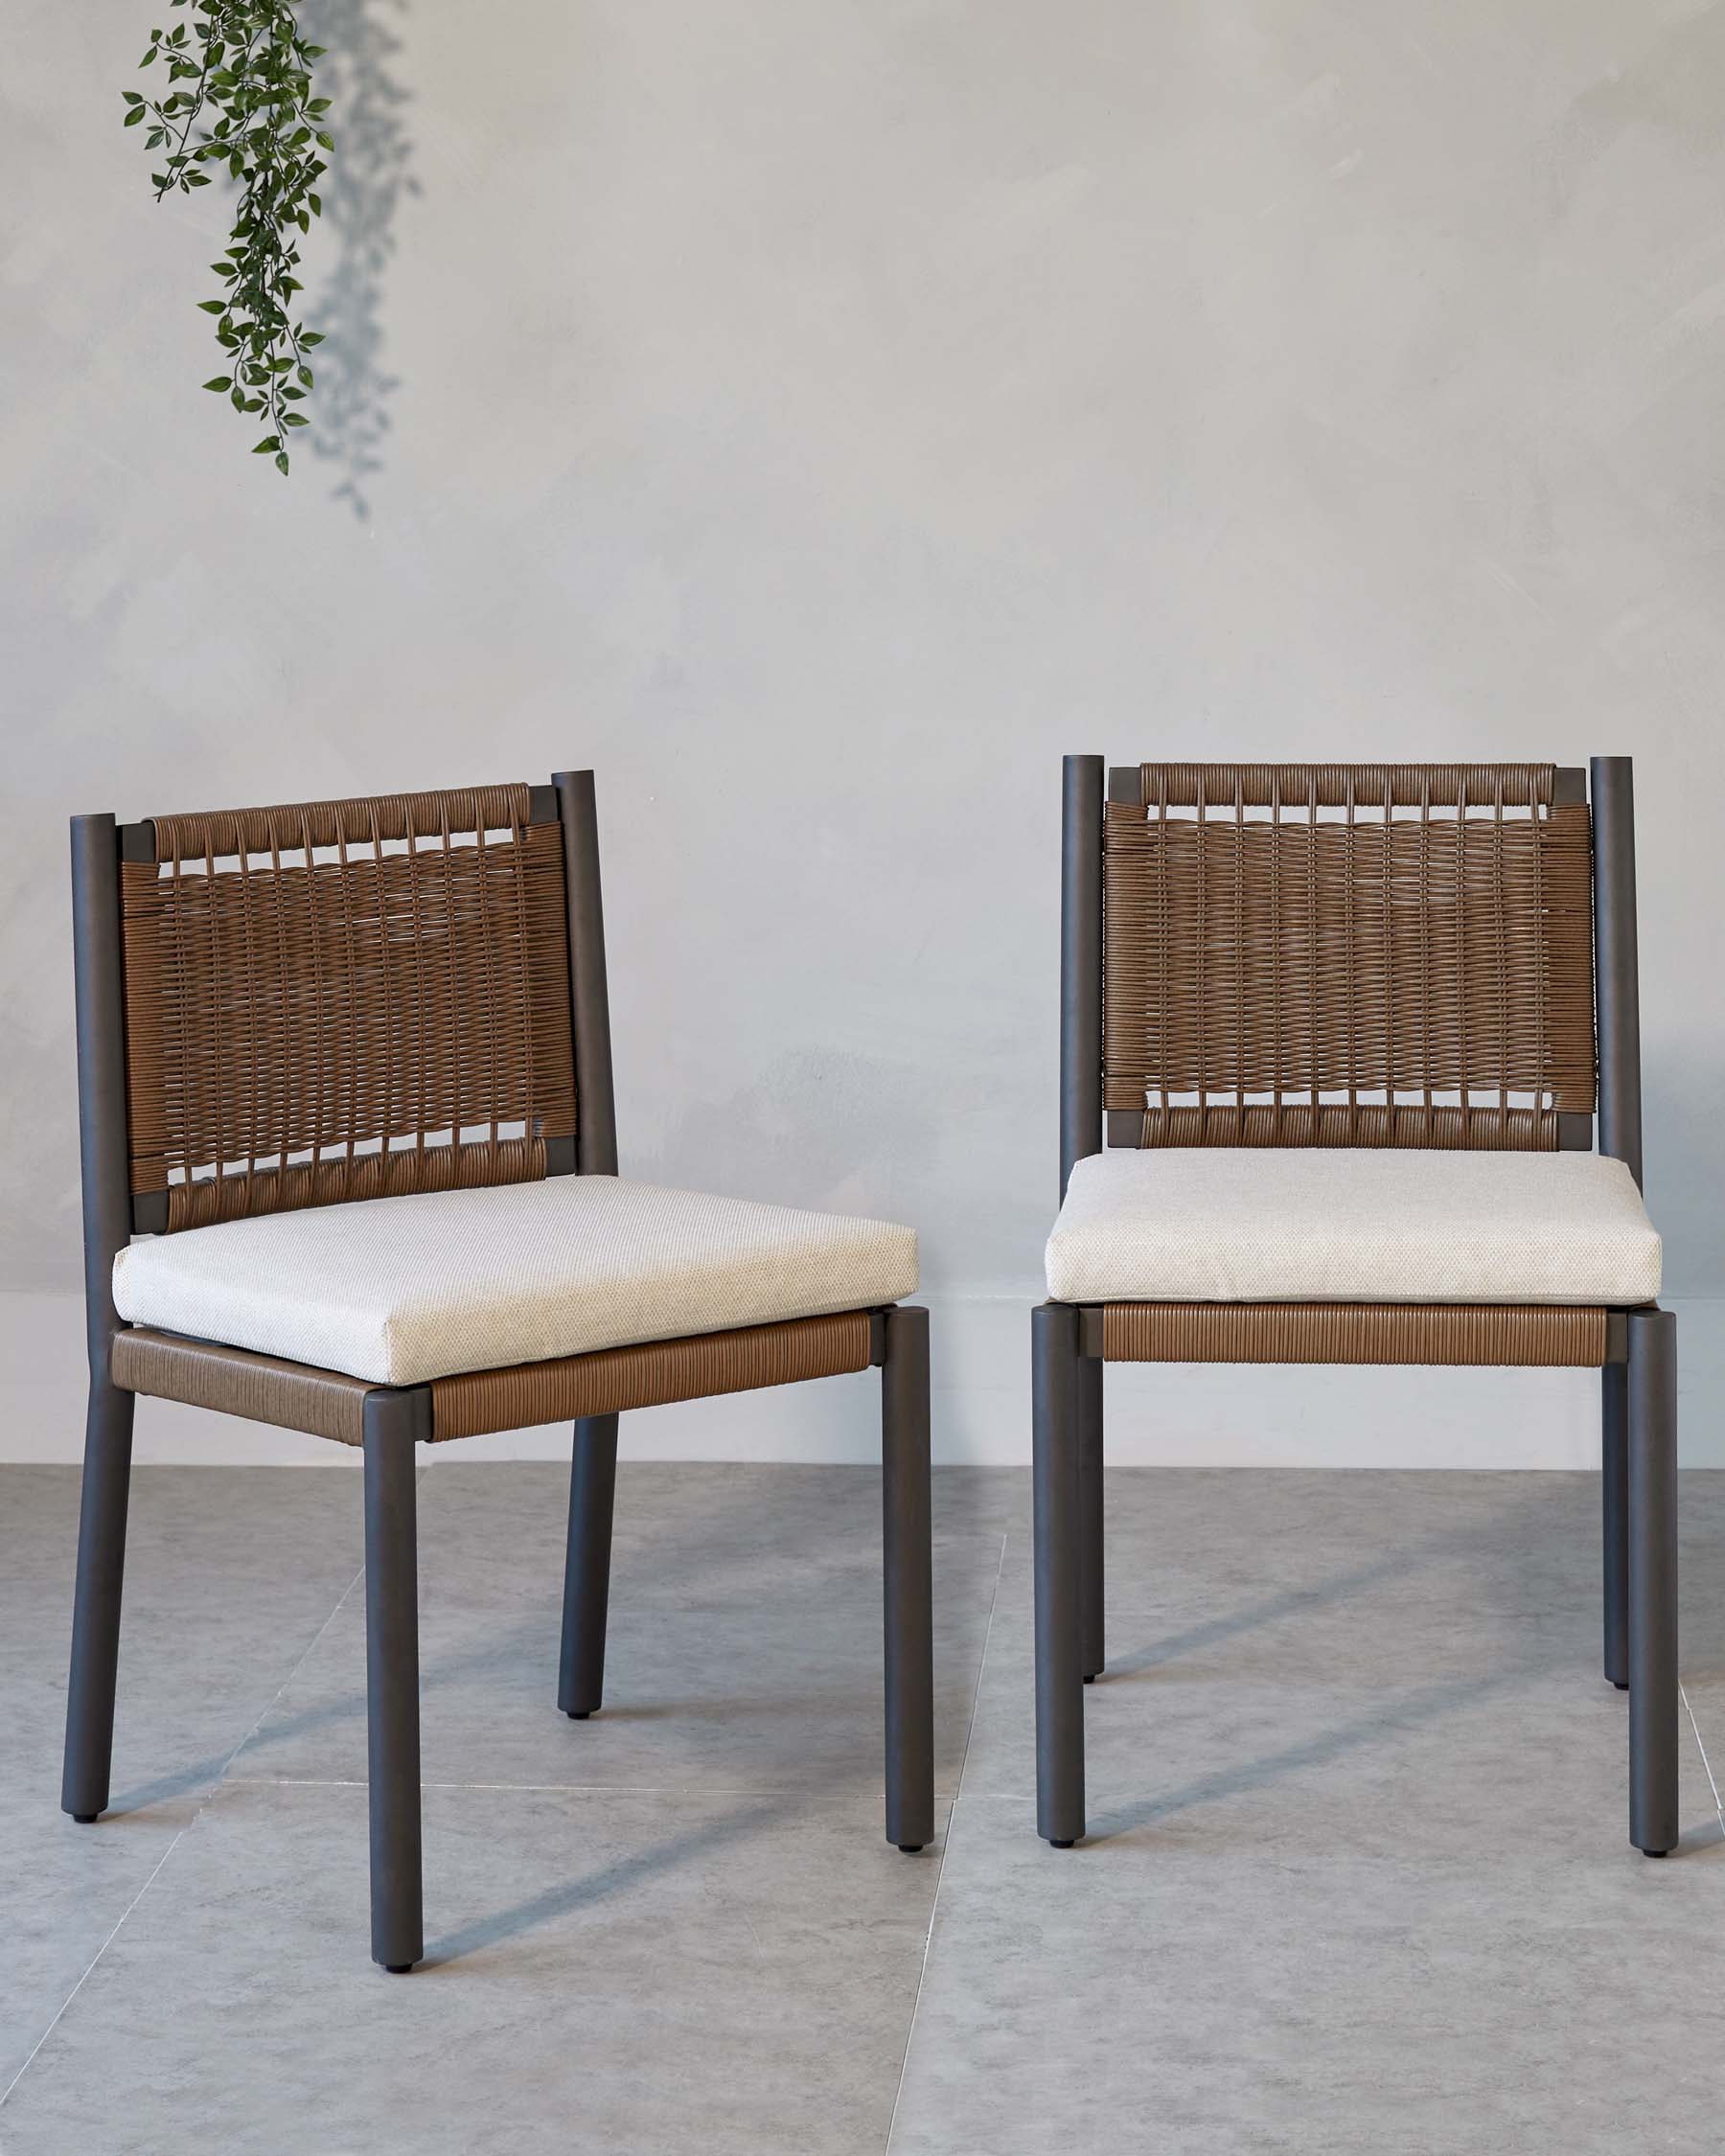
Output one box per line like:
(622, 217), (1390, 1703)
(62, 1373), (136, 1823)
(1033, 1302), (1085, 1846)
(1626, 1308), (1678, 1857)
(881, 1304), (934, 1853)
(1601, 1362), (1628, 1689)
(363, 1392), (424, 1970)
(560, 1414), (620, 1719)
(1078, 1352), (1104, 1682)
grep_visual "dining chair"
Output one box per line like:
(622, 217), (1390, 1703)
(63, 773), (933, 1971)
(1035, 757), (1674, 1855)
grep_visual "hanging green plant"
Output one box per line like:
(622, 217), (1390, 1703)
(123, 3), (332, 475)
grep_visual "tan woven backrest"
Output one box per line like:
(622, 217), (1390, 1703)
(120, 786), (577, 1229)
(1104, 763), (1595, 1150)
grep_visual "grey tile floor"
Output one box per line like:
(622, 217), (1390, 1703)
(0, 1464), (1720, 2153)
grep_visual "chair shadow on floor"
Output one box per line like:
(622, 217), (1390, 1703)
(417, 1792), (807, 1971)
(96, 1469), (1725, 1953)
(103, 1464), (967, 1962)
(1084, 1477), (1725, 1854)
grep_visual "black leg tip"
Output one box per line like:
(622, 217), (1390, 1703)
(1083, 1673), (1099, 1685)
(565, 1709), (591, 1720)
(1049, 1838), (1076, 1849)
(1641, 1846), (1669, 1859)
(383, 1962), (416, 1974)
(1611, 1680), (1629, 1691)
(71, 1813), (99, 1825)
(896, 1844), (925, 1855)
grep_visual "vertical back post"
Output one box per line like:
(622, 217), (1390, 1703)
(71, 815), (133, 1376)
(1060, 756), (1105, 1203)
(1591, 757), (1643, 1189)
(553, 770), (619, 1176)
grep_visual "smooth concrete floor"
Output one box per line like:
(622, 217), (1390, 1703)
(0, 1464), (1721, 2153)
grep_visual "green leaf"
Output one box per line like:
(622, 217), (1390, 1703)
(297, 365), (313, 387)
(196, 299), (226, 314)
(123, 90), (144, 105)
(125, 104), (146, 125)
(282, 412), (310, 427)
(202, 376), (232, 391)
(308, 193), (321, 217)
(314, 131), (334, 149)
(231, 387), (245, 410)
(252, 435), (281, 453)
(275, 451), (290, 476)
(299, 331), (324, 347)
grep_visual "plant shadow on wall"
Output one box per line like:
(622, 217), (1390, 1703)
(297, 0), (417, 518)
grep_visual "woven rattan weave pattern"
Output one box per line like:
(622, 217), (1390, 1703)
(112, 1326), (376, 1444)
(1103, 763), (1595, 1150)
(1099, 1300), (1609, 1367)
(107, 1311), (879, 1447)
(428, 1310), (877, 1442)
(121, 786), (577, 1230)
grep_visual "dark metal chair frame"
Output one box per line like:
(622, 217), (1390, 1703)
(1036, 756), (1677, 1857)
(63, 772), (934, 1972)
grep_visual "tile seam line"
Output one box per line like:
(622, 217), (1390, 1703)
(885, 1525), (1009, 2154)
(0, 1822), (191, 2113)
(0, 1467), (410, 2112)
(219, 1776), (965, 1800)
(213, 1459), (429, 1783)
(1679, 1682), (1725, 1831)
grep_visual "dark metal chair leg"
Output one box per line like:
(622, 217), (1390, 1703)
(1626, 1308), (1678, 1857)
(364, 1395), (423, 1971)
(882, 1305), (934, 1854)
(1078, 1354), (1104, 1682)
(559, 1414), (620, 1719)
(1602, 1364), (1628, 1690)
(1033, 1303), (1085, 1846)
(61, 1378), (136, 1823)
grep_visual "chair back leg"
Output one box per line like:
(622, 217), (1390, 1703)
(881, 1304), (934, 1852)
(560, 1413), (620, 1718)
(364, 1396), (424, 1970)
(1032, 1303), (1086, 1846)
(1626, 1308), (1678, 1856)
(61, 1378), (136, 1822)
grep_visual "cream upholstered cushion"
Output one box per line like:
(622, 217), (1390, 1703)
(113, 1176), (918, 1388)
(1046, 1149), (1661, 1307)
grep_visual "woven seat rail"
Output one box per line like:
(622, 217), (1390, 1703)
(1092, 1301), (1618, 1367)
(111, 1311), (882, 1446)
(119, 784), (578, 1232)
(1103, 762), (1596, 1152)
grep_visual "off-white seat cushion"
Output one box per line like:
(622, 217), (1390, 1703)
(1046, 1149), (1660, 1307)
(113, 1176), (919, 1388)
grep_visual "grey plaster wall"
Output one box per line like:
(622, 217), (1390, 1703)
(5, 4), (1721, 1373)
